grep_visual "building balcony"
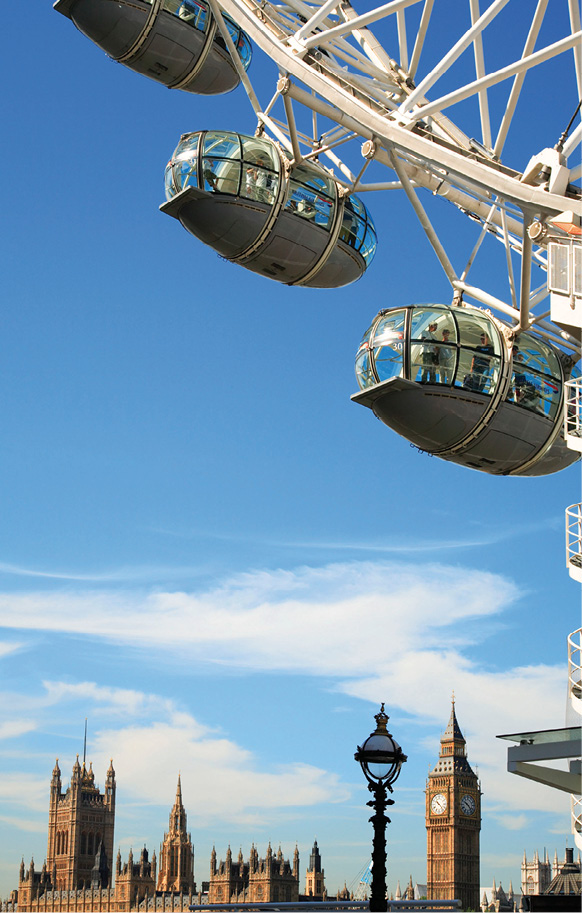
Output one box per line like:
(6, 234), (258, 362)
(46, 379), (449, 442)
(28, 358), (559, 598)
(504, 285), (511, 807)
(572, 794), (582, 853)
(566, 504), (582, 582)
(568, 628), (582, 717)
(565, 378), (582, 452)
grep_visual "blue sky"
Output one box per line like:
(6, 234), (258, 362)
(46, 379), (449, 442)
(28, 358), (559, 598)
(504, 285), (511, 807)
(0, 0), (580, 901)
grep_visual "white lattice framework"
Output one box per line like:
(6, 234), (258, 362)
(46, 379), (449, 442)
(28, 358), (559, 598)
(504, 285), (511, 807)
(567, 627), (582, 850)
(568, 627), (582, 711)
(572, 794), (582, 853)
(211, 0), (581, 355)
(566, 502), (582, 578)
(565, 377), (582, 447)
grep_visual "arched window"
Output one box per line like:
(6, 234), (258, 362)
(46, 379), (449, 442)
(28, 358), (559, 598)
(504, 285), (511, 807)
(81, 833), (87, 855)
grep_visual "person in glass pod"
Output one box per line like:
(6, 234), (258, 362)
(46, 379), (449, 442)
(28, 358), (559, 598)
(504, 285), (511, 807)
(53, 0), (252, 95)
(352, 303), (580, 476)
(160, 130), (377, 288)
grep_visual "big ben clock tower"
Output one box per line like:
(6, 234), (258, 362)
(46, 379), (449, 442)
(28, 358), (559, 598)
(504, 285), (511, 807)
(426, 700), (481, 910)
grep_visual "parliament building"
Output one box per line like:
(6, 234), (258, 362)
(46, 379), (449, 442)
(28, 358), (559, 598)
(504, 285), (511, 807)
(15, 758), (197, 912)
(10, 756), (332, 912)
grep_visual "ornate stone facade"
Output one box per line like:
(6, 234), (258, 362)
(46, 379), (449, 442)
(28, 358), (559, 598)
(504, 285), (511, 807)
(480, 879), (517, 911)
(14, 759), (197, 913)
(426, 701), (481, 911)
(157, 777), (195, 894)
(208, 844), (299, 904)
(48, 757), (116, 892)
(521, 849), (552, 896)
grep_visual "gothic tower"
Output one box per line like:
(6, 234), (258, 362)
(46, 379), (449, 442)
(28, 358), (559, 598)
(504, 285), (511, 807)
(157, 775), (195, 892)
(46, 757), (115, 890)
(305, 840), (325, 898)
(426, 701), (481, 910)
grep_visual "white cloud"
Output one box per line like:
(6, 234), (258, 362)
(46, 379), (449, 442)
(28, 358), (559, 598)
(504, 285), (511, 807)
(0, 560), (567, 819)
(0, 775), (49, 814)
(41, 681), (179, 719)
(0, 641), (24, 660)
(0, 721), (36, 740)
(0, 562), (517, 670)
(492, 813), (529, 831)
(18, 681), (350, 827)
(94, 717), (347, 826)
(0, 815), (47, 835)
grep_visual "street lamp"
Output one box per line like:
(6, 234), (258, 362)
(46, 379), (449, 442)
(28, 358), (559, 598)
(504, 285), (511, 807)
(355, 704), (407, 912)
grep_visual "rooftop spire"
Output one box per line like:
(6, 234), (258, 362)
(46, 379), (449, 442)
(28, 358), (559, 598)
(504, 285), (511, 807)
(442, 699), (465, 744)
(169, 774), (187, 834)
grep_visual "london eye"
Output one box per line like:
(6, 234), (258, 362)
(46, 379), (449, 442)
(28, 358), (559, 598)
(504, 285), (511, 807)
(54, 0), (581, 475)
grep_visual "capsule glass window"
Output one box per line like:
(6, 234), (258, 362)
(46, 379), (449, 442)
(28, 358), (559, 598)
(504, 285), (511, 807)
(410, 306), (455, 385)
(223, 14), (252, 70)
(453, 311), (500, 396)
(166, 0), (210, 32)
(355, 319), (379, 390)
(508, 332), (562, 419)
(371, 310), (406, 383)
(165, 133), (201, 199)
(201, 132), (241, 194)
(360, 221), (378, 266)
(285, 165), (335, 229)
(240, 138), (279, 204)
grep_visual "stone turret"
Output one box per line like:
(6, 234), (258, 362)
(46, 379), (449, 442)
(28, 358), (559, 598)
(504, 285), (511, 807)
(157, 780), (196, 894)
(305, 840), (324, 898)
(91, 840), (109, 889)
(71, 755), (82, 785)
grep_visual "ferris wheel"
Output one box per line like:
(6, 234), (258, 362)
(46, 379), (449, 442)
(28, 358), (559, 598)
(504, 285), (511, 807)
(54, 0), (582, 475)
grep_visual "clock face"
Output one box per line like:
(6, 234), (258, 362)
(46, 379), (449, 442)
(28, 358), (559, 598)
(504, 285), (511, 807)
(461, 794), (476, 815)
(430, 793), (447, 814)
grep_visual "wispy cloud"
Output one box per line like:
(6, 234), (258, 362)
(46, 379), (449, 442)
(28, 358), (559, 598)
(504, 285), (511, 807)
(0, 559), (564, 815)
(0, 641), (25, 660)
(31, 686), (350, 825)
(0, 775), (49, 814)
(0, 722), (37, 740)
(0, 562), (208, 584)
(0, 561), (518, 665)
(0, 815), (47, 835)
(145, 516), (558, 553)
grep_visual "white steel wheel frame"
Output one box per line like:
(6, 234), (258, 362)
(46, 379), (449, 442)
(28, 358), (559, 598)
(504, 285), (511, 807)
(207, 0), (581, 357)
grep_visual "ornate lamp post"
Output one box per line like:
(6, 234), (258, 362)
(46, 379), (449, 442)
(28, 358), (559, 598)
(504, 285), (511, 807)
(355, 704), (407, 912)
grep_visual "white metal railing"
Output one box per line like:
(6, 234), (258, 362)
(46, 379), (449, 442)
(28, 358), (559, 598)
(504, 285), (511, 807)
(568, 630), (582, 849)
(572, 795), (582, 853)
(568, 627), (582, 707)
(187, 904), (461, 912)
(566, 504), (582, 577)
(565, 377), (582, 442)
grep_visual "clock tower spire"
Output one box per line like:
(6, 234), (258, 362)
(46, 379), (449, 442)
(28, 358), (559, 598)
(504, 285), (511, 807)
(426, 700), (481, 911)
